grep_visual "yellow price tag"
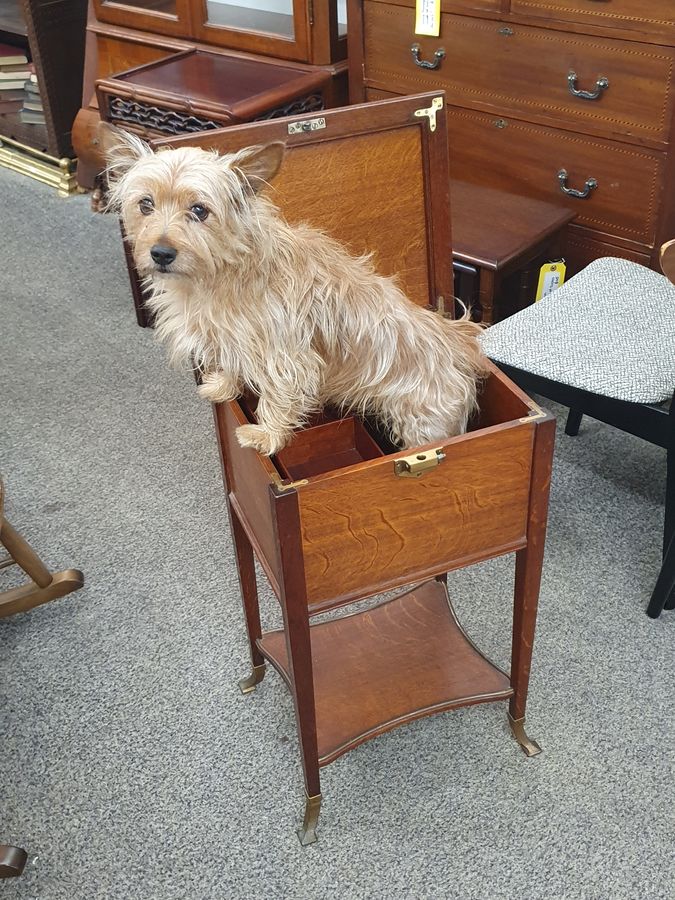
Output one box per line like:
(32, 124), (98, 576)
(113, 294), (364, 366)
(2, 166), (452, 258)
(415, 0), (441, 37)
(535, 261), (566, 302)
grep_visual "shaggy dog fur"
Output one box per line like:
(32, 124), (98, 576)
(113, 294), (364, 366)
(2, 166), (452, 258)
(102, 124), (488, 456)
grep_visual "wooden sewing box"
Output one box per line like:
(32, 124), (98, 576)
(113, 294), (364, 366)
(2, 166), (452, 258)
(152, 93), (555, 844)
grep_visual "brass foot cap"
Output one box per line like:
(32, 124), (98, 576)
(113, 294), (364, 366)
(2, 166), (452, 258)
(0, 845), (28, 878)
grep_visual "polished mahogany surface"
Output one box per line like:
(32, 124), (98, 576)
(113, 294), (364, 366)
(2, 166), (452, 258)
(452, 181), (574, 271)
(114, 49), (329, 107)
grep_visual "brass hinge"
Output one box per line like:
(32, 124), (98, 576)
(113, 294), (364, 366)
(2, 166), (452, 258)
(414, 96), (443, 132)
(288, 116), (326, 135)
(394, 448), (445, 478)
(308, 0), (314, 25)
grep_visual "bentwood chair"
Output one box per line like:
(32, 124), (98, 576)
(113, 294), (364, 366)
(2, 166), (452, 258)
(481, 242), (675, 619)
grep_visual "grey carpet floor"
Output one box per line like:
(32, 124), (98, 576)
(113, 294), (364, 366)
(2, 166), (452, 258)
(0, 165), (673, 900)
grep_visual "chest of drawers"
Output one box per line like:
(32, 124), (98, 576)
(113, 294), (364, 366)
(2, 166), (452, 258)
(348, 0), (675, 273)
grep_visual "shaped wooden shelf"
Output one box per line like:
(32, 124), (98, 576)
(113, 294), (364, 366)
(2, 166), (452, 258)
(259, 579), (512, 765)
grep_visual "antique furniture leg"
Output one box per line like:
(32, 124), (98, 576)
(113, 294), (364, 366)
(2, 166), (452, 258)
(119, 220), (152, 328)
(270, 486), (322, 845)
(508, 416), (556, 756)
(0, 517), (84, 619)
(478, 268), (498, 327)
(0, 845), (27, 879)
(230, 506), (267, 694)
(211, 404), (267, 691)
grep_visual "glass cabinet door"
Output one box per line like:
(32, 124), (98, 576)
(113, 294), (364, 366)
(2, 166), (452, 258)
(204, 0), (295, 39)
(192, 0), (313, 62)
(93, 0), (193, 37)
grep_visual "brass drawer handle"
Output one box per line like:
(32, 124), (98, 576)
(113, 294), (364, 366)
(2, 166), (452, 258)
(568, 70), (609, 101)
(557, 169), (598, 199)
(411, 43), (446, 70)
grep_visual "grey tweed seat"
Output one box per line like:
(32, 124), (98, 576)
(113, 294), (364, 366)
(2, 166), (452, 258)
(480, 257), (675, 406)
(478, 253), (675, 620)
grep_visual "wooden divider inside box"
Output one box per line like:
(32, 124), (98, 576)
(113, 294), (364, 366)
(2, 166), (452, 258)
(275, 418), (384, 480)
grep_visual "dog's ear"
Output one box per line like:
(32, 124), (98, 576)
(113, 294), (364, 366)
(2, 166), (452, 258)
(230, 142), (286, 193)
(97, 121), (153, 177)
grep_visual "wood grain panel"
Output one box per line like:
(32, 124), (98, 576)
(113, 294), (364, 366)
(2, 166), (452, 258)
(446, 107), (664, 246)
(297, 419), (534, 608)
(156, 99), (448, 308)
(363, 6), (675, 146)
(215, 401), (281, 591)
(269, 130), (430, 307)
(259, 579), (513, 764)
(510, 0), (675, 38)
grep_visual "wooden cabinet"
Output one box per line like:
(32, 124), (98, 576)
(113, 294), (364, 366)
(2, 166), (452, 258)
(74, 0), (349, 185)
(91, 0), (345, 63)
(348, 0), (675, 273)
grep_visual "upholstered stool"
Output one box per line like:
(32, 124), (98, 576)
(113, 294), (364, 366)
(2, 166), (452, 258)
(481, 254), (675, 618)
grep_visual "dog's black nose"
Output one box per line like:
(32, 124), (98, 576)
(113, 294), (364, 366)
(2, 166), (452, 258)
(150, 244), (177, 266)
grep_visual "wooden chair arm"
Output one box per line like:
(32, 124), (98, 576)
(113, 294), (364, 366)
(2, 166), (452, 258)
(660, 239), (675, 285)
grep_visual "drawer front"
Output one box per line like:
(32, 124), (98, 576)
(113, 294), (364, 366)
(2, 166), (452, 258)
(510, 0), (675, 36)
(367, 0), (502, 12)
(565, 226), (652, 276)
(447, 108), (665, 246)
(362, 4), (675, 144)
(297, 422), (534, 607)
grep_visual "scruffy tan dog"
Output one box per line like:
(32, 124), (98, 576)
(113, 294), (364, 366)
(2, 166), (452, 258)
(103, 124), (488, 455)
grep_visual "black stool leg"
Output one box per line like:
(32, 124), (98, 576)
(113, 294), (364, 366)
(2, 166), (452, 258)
(646, 531), (675, 618)
(565, 409), (583, 436)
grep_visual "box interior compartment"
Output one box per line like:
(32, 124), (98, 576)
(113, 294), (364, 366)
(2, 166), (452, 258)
(275, 417), (385, 480)
(235, 365), (532, 485)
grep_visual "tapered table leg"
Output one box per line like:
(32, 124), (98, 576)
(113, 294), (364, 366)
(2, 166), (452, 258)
(270, 486), (322, 845)
(229, 504), (267, 694)
(509, 416), (555, 754)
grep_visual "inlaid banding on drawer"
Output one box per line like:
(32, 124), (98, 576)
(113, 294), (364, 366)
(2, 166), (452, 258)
(366, 0), (501, 9)
(447, 109), (663, 245)
(363, 4), (675, 144)
(509, 0), (674, 33)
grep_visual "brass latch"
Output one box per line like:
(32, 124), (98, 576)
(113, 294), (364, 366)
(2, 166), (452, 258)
(394, 448), (445, 478)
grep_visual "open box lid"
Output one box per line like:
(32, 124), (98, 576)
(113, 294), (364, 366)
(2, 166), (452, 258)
(151, 92), (453, 312)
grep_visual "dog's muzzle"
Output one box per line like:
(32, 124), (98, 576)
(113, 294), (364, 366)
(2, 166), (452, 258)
(150, 244), (177, 271)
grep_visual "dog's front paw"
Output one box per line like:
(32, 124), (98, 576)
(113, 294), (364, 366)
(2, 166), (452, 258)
(236, 424), (288, 456)
(198, 371), (239, 403)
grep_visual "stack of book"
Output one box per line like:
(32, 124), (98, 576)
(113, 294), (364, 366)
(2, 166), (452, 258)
(20, 70), (44, 125)
(0, 42), (31, 117)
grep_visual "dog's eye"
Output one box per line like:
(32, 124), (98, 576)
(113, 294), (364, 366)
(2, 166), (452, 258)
(190, 204), (209, 222)
(139, 197), (154, 216)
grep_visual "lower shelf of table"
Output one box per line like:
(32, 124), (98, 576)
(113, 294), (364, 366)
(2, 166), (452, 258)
(257, 579), (513, 765)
